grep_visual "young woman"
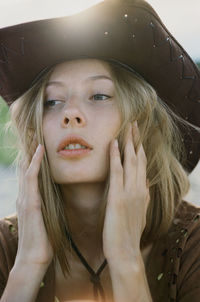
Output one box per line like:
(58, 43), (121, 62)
(0, 1), (200, 302)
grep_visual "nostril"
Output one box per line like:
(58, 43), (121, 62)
(63, 116), (82, 125)
(64, 117), (69, 124)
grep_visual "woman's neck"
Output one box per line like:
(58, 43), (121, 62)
(61, 182), (106, 256)
(60, 182), (153, 269)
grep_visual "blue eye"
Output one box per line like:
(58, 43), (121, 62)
(44, 100), (62, 107)
(92, 94), (111, 101)
(44, 94), (111, 108)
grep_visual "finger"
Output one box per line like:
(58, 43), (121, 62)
(133, 122), (147, 176)
(17, 158), (29, 202)
(124, 123), (137, 190)
(133, 120), (147, 158)
(27, 132), (38, 159)
(132, 120), (147, 165)
(125, 122), (147, 192)
(132, 120), (141, 154)
(26, 144), (44, 184)
(30, 132), (38, 149)
(109, 139), (123, 194)
(18, 133), (38, 195)
(145, 183), (151, 207)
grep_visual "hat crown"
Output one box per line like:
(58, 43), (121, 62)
(0, 0), (200, 172)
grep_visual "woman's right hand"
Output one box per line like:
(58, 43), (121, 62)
(15, 144), (53, 268)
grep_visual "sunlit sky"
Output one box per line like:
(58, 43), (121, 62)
(0, 0), (200, 60)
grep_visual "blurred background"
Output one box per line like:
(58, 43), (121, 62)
(0, 0), (200, 218)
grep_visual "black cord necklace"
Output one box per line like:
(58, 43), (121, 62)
(65, 227), (108, 301)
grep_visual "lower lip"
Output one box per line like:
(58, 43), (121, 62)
(58, 148), (92, 158)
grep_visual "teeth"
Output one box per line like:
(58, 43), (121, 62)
(64, 143), (87, 150)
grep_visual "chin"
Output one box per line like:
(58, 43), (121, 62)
(52, 172), (108, 185)
(49, 158), (108, 184)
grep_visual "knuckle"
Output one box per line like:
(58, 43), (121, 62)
(114, 164), (123, 175)
(112, 148), (119, 157)
(108, 191), (117, 202)
(109, 195), (124, 209)
(115, 200), (124, 211)
(21, 205), (29, 216)
(134, 188), (144, 201)
(25, 169), (35, 181)
(125, 183), (134, 194)
(31, 201), (42, 211)
(22, 200), (41, 215)
(129, 155), (137, 165)
(16, 193), (25, 208)
(126, 141), (135, 153)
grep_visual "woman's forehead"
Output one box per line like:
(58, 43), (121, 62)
(49, 58), (111, 79)
(46, 59), (113, 90)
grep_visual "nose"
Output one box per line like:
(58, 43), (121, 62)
(61, 98), (86, 128)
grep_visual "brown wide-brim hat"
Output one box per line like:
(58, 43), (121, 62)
(0, 0), (200, 173)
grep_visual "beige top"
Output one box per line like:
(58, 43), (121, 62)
(1, 200), (200, 302)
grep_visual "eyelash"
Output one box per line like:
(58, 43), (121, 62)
(44, 94), (111, 107)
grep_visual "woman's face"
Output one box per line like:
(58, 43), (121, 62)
(43, 59), (122, 184)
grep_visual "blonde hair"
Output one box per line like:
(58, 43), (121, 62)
(9, 59), (195, 276)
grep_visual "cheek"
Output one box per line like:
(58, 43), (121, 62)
(43, 115), (56, 143)
(105, 110), (122, 137)
(42, 117), (58, 161)
(97, 103), (121, 127)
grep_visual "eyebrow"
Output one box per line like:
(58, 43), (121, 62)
(46, 75), (113, 88)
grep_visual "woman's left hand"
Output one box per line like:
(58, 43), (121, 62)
(102, 121), (150, 263)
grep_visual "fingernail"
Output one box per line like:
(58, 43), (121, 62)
(134, 120), (138, 127)
(114, 139), (118, 148)
(36, 144), (41, 152)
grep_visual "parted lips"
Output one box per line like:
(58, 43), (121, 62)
(0, 0), (200, 172)
(57, 135), (93, 152)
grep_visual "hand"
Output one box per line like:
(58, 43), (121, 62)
(102, 121), (150, 263)
(15, 143), (53, 268)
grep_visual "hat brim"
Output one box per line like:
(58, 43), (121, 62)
(0, 0), (200, 172)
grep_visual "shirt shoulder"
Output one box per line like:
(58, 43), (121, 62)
(168, 200), (200, 301)
(0, 214), (18, 297)
(0, 215), (55, 302)
(147, 200), (200, 302)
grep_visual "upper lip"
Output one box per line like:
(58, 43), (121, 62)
(57, 135), (93, 151)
